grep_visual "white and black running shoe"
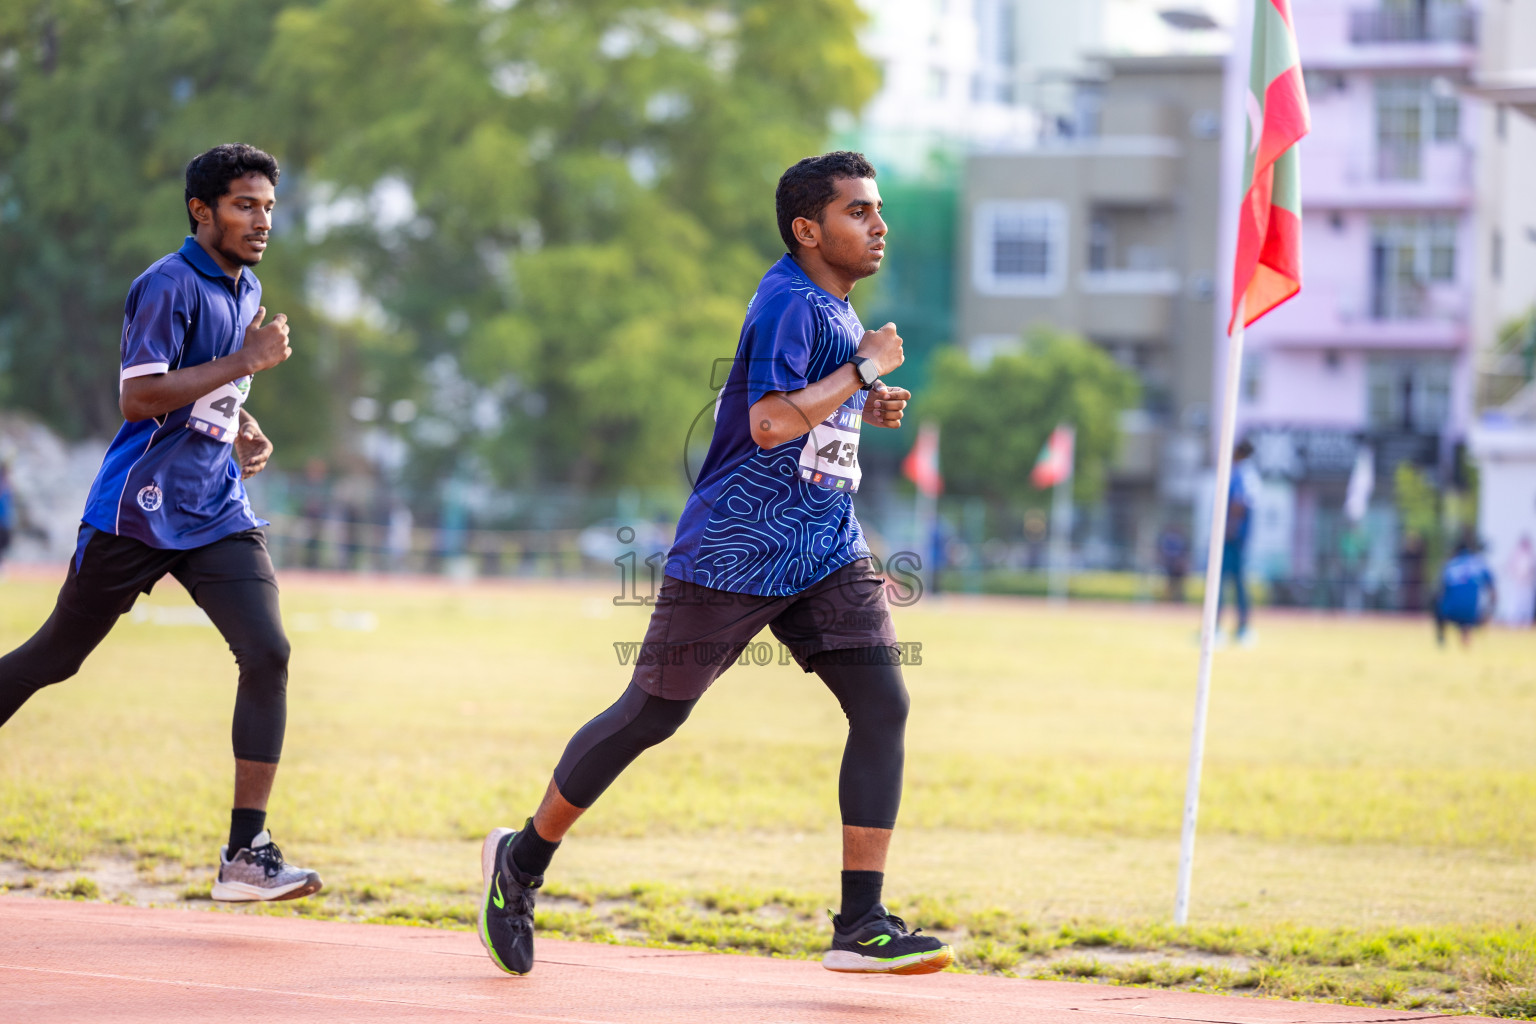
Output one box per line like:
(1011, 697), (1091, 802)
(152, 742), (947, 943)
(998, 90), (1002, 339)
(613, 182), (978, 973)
(478, 827), (541, 975)
(211, 830), (323, 902)
(822, 903), (954, 975)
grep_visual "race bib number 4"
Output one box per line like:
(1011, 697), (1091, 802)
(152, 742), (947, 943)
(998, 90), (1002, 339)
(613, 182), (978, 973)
(187, 377), (251, 443)
(799, 399), (863, 493)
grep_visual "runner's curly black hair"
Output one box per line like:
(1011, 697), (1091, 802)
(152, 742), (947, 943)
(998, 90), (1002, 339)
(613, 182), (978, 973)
(775, 151), (877, 253)
(184, 144), (280, 231)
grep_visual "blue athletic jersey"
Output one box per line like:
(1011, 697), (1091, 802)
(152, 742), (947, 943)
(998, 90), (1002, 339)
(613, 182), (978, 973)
(81, 237), (266, 549)
(1227, 460), (1259, 546)
(665, 255), (871, 596)
(1437, 552), (1493, 623)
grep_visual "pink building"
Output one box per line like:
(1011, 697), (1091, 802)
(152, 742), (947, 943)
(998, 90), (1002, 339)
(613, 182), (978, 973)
(1227, 0), (1479, 604)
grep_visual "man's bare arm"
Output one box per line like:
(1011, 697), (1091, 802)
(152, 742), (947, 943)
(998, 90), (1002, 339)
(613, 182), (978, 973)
(748, 322), (904, 449)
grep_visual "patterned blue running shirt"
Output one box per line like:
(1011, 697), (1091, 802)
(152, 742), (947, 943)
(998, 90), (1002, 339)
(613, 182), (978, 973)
(81, 237), (266, 549)
(666, 255), (872, 596)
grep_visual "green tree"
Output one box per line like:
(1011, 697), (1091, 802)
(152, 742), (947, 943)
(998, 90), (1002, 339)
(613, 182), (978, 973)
(260, 0), (876, 496)
(0, 0), (877, 503)
(0, 0), (314, 440)
(923, 328), (1138, 512)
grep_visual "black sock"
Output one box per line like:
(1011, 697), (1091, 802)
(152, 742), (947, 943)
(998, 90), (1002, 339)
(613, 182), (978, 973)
(509, 817), (560, 877)
(840, 870), (883, 923)
(227, 808), (267, 856)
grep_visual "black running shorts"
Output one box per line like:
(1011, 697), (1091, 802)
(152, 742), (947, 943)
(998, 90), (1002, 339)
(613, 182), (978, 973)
(630, 558), (900, 700)
(60, 525), (278, 618)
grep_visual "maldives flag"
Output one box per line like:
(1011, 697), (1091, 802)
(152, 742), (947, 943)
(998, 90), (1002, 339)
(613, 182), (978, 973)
(902, 421), (942, 497)
(1230, 0), (1311, 333)
(1031, 425), (1074, 489)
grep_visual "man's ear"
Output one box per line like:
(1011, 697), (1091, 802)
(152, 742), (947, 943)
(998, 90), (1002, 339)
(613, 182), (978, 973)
(792, 215), (820, 250)
(188, 197), (214, 227)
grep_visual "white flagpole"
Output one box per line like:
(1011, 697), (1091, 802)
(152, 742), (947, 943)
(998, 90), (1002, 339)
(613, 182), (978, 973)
(1175, 296), (1246, 926)
(1047, 438), (1074, 605)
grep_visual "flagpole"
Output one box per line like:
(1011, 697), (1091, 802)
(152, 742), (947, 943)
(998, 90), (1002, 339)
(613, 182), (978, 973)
(1047, 454), (1073, 605)
(1175, 296), (1246, 926)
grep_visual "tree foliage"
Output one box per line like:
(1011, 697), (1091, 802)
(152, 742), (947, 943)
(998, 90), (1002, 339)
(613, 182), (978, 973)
(923, 328), (1138, 509)
(0, 0), (876, 503)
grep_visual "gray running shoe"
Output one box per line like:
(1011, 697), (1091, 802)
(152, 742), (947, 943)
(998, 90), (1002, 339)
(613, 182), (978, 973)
(211, 830), (323, 902)
(478, 826), (541, 975)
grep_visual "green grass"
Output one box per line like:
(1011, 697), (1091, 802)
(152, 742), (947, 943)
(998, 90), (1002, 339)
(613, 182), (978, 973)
(0, 571), (1532, 1016)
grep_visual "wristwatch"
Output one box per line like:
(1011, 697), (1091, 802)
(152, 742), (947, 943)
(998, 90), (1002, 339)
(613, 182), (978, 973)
(849, 356), (880, 390)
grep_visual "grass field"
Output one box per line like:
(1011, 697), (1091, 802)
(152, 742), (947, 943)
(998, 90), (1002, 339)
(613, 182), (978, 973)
(1, 568), (1533, 1017)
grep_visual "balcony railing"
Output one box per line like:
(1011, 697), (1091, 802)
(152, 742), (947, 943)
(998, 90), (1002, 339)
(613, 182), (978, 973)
(1376, 140), (1421, 181)
(1349, 5), (1477, 45)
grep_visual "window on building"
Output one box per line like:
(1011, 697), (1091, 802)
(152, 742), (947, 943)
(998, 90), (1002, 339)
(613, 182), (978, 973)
(972, 200), (1067, 296)
(1376, 77), (1425, 180)
(1427, 218), (1456, 280)
(1367, 356), (1452, 435)
(1241, 354), (1263, 404)
(1088, 219), (1112, 272)
(1431, 90), (1459, 142)
(1369, 215), (1458, 318)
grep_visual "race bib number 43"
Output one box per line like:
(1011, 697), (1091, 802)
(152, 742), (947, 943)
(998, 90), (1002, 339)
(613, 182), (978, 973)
(187, 376), (250, 443)
(799, 399), (863, 493)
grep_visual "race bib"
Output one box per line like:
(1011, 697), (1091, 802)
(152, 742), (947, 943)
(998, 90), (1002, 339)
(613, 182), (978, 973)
(186, 376), (250, 443)
(799, 399), (862, 493)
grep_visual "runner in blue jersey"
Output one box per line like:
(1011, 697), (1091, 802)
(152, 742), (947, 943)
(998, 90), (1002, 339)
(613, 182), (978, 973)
(0, 144), (321, 903)
(479, 152), (953, 978)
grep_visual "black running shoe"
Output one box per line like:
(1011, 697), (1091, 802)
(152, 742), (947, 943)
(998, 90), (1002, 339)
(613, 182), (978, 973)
(478, 827), (541, 975)
(822, 903), (954, 975)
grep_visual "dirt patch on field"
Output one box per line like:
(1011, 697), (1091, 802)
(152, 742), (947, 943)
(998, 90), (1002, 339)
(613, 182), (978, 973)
(0, 856), (196, 906)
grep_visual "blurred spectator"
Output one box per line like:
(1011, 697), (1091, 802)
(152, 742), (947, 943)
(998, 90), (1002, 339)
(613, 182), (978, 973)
(1501, 534), (1535, 627)
(295, 457), (330, 569)
(1434, 532), (1496, 647)
(1398, 530), (1426, 612)
(1157, 523), (1189, 602)
(386, 502), (414, 573)
(1219, 440), (1259, 644)
(0, 464), (13, 573)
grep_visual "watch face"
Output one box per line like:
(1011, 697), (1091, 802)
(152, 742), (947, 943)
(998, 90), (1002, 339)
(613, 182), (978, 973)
(857, 359), (878, 385)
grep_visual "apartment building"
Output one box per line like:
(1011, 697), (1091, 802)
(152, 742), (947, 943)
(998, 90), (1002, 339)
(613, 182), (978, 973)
(1468, 0), (1536, 622)
(1229, 0), (1481, 603)
(956, 54), (1225, 562)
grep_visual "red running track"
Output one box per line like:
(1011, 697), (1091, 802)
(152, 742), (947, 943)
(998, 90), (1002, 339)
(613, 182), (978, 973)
(0, 897), (1499, 1024)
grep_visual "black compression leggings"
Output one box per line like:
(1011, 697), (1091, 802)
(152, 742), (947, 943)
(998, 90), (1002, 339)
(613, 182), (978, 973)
(553, 646), (908, 829)
(0, 578), (290, 763)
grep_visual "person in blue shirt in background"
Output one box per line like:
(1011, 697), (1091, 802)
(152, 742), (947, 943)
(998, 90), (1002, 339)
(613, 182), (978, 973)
(1434, 531), (1497, 648)
(0, 464), (14, 575)
(1220, 439), (1259, 645)
(0, 144), (321, 903)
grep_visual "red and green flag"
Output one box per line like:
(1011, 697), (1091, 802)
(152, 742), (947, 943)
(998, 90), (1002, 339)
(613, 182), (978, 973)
(902, 421), (943, 498)
(1030, 425), (1074, 489)
(1230, 0), (1311, 333)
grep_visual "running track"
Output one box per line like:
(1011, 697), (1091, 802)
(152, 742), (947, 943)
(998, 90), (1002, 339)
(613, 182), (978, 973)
(0, 897), (1502, 1024)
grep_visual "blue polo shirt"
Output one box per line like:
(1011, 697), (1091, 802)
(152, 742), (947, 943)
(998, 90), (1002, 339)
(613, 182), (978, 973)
(1437, 552), (1493, 624)
(80, 237), (266, 549)
(665, 255), (871, 596)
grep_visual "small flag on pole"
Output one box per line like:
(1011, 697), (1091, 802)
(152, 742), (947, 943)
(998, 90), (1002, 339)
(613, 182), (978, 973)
(902, 422), (943, 497)
(1030, 425), (1074, 489)
(1230, 0), (1312, 333)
